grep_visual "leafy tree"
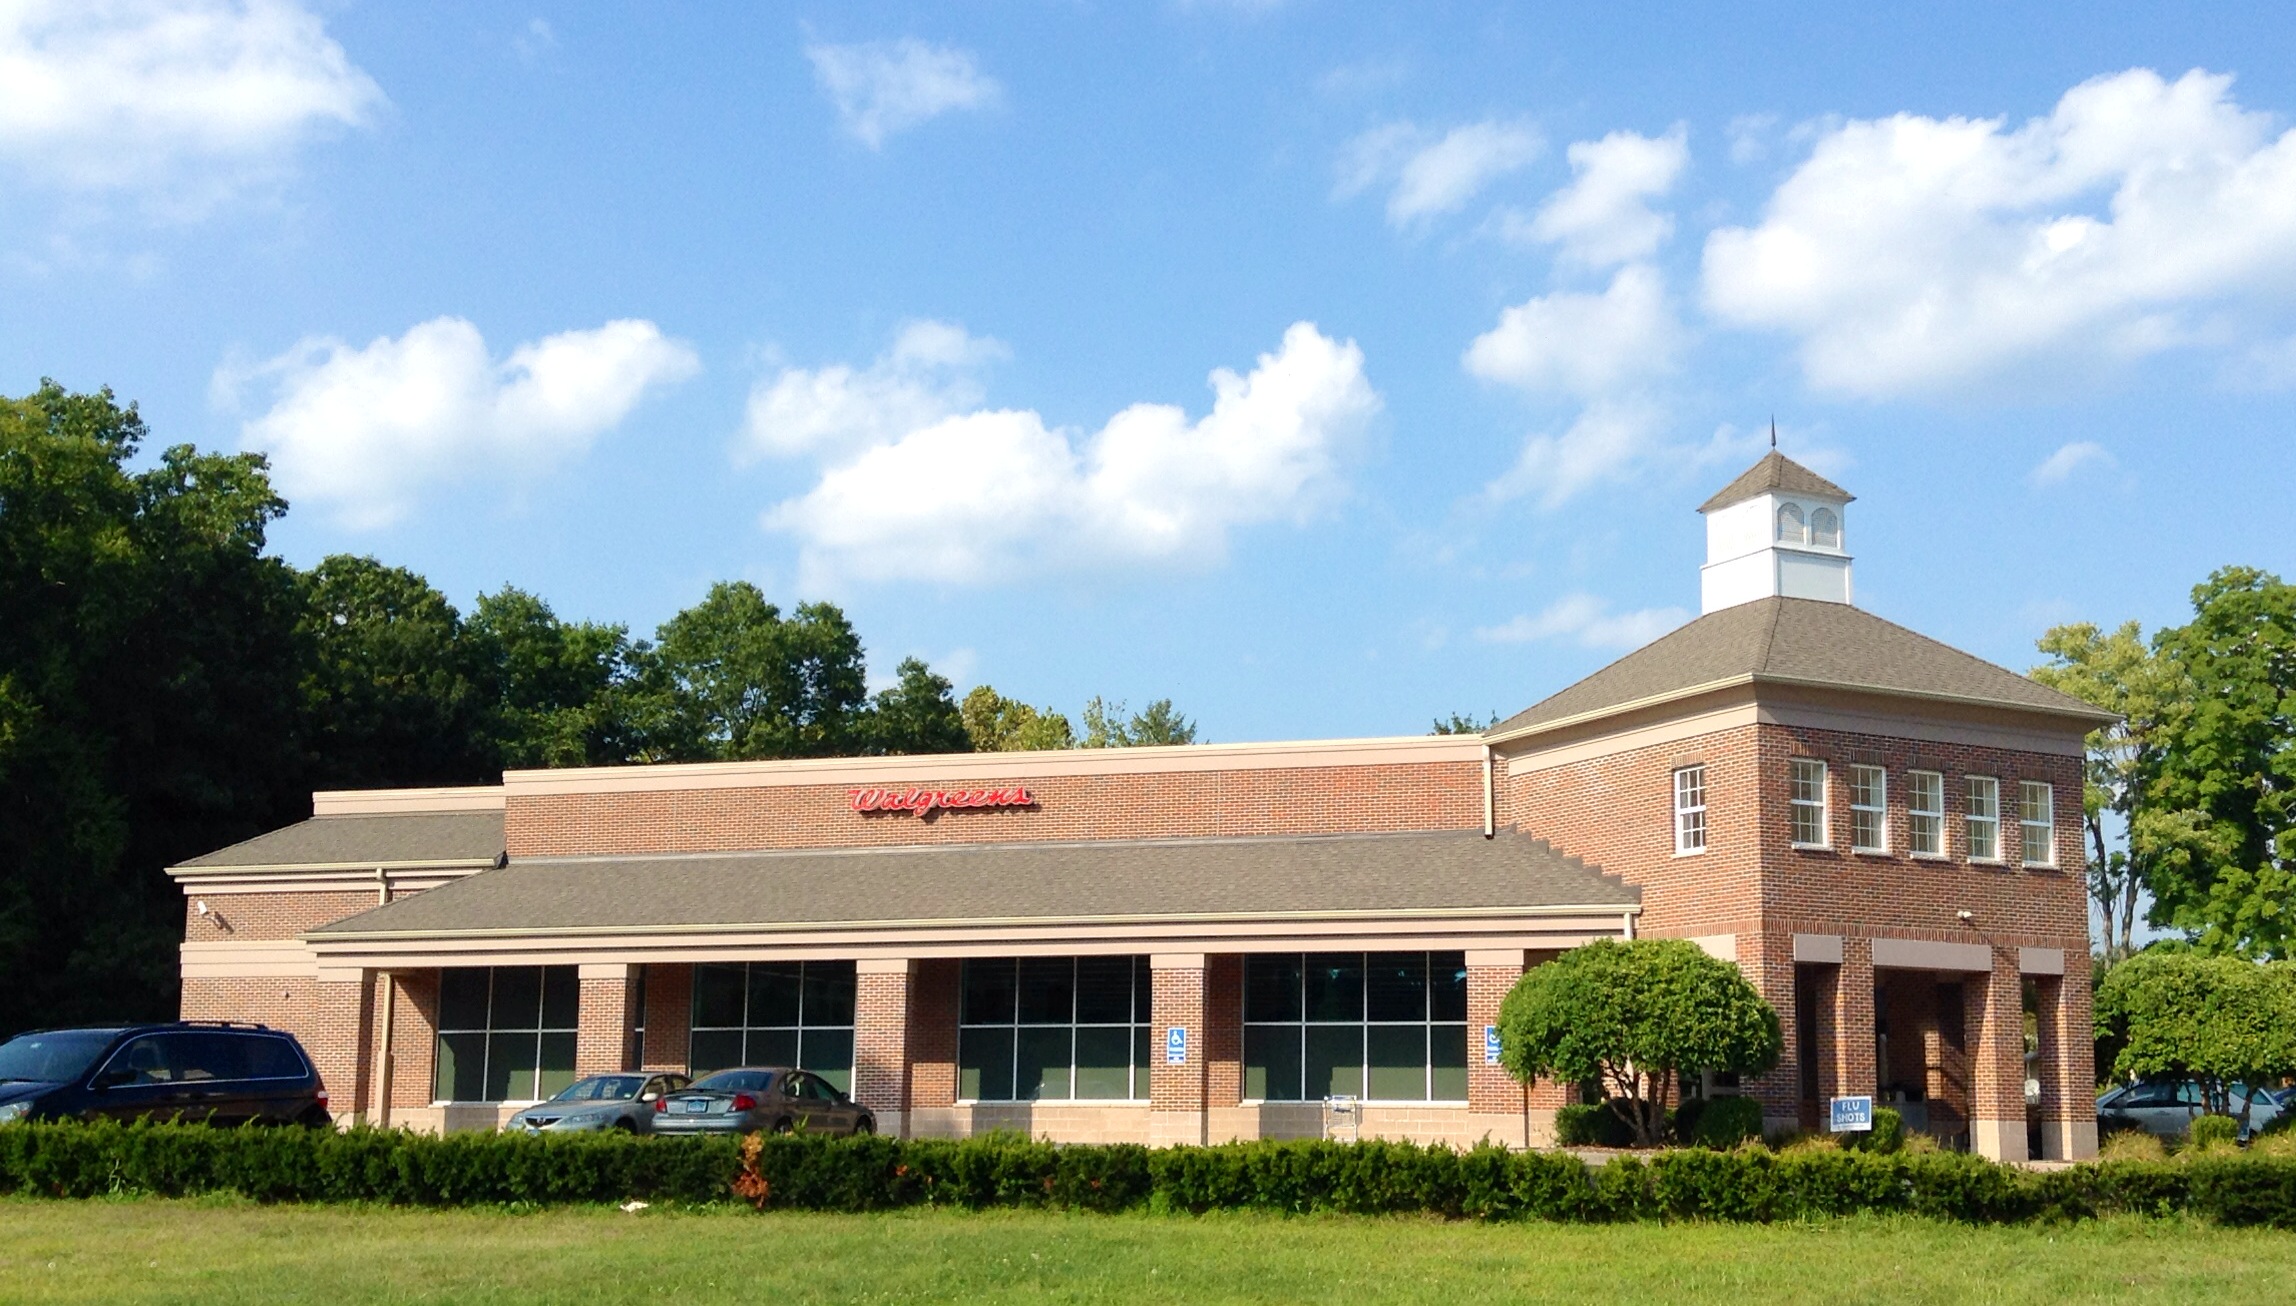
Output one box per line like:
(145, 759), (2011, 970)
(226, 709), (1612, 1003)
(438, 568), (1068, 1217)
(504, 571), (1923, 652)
(959, 686), (1077, 751)
(867, 658), (971, 755)
(2032, 620), (2166, 961)
(637, 584), (870, 761)
(1431, 711), (1497, 735)
(464, 587), (634, 769)
(1081, 696), (1199, 748)
(0, 384), (309, 1031)
(297, 556), (493, 790)
(2093, 949), (2296, 1127)
(1497, 938), (1782, 1148)
(2134, 568), (2296, 959)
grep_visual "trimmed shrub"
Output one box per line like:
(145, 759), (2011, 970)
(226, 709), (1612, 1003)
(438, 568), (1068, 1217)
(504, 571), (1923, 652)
(2188, 1114), (2241, 1151)
(1842, 1107), (1905, 1154)
(1682, 1096), (1765, 1149)
(1, 1119), (2294, 1228)
(1554, 1102), (1635, 1148)
(2099, 1129), (2169, 1161)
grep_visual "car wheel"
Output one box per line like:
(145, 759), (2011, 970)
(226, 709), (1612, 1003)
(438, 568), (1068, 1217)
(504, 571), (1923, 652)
(854, 1115), (875, 1136)
(614, 1118), (637, 1134)
(770, 1117), (794, 1134)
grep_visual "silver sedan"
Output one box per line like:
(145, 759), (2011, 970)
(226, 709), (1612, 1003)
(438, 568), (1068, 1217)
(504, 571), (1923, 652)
(507, 1072), (690, 1134)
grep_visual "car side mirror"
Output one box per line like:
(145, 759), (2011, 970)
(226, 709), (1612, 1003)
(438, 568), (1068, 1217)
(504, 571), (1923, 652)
(94, 1069), (135, 1090)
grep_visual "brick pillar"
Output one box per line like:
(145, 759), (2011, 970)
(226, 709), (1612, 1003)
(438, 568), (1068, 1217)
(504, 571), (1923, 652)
(1832, 938), (1877, 1104)
(1737, 933), (1800, 1133)
(906, 959), (960, 1135)
(639, 964), (692, 1072)
(576, 964), (638, 1076)
(388, 971), (440, 1127)
(1965, 949), (2028, 1162)
(312, 968), (375, 1126)
(1149, 953), (1207, 1147)
(1467, 949), (1530, 1147)
(854, 959), (914, 1136)
(2035, 953), (2096, 1159)
(1204, 955), (1243, 1109)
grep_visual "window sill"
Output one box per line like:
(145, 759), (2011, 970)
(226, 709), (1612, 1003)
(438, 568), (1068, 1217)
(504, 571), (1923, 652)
(1850, 847), (1892, 857)
(1909, 852), (1948, 861)
(1969, 858), (2006, 867)
(2022, 862), (2058, 871)
(1672, 847), (1707, 858)
(1789, 843), (1832, 852)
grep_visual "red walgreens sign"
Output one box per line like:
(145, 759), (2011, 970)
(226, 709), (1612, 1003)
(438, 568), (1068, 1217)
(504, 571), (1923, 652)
(848, 785), (1034, 815)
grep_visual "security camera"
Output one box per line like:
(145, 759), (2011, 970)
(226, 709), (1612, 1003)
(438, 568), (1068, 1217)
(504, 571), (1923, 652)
(195, 900), (210, 916)
(1956, 910), (1974, 922)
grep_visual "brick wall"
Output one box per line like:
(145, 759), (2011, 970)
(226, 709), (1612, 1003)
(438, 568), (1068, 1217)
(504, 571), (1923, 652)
(387, 971), (440, 1115)
(1205, 955), (1243, 1110)
(184, 891), (379, 942)
(638, 964), (692, 1073)
(506, 760), (1484, 858)
(181, 976), (315, 1032)
(575, 971), (635, 1077)
(908, 959), (960, 1110)
(854, 965), (913, 1117)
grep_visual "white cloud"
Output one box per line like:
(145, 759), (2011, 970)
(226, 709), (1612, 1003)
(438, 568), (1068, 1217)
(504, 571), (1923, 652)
(741, 320), (1007, 461)
(1476, 593), (1688, 650)
(2029, 440), (2115, 486)
(1464, 264), (1683, 397)
(227, 317), (699, 528)
(761, 323), (1380, 586)
(1704, 68), (2296, 396)
(1481, 397), (1670, 509)
(806, 38), (999, 148)
(0, 0), (382, 197)
(1339, 119), (1542, 226)
(1504, 126), (1689, 267)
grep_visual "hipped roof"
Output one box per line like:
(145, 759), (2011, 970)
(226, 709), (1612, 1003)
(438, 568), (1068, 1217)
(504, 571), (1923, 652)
(173, 812), (505, 870)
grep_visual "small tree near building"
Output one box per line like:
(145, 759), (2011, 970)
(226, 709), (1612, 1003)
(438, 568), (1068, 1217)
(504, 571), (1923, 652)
(1497, 937), (1782, 1148)
(2093, 948), (2296, 1129)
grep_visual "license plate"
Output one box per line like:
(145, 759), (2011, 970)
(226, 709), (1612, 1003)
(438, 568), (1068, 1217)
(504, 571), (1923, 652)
(682, 1099), (708, 1114)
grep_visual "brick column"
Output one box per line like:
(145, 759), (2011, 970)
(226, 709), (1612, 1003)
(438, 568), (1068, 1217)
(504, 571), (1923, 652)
(906, 959), (960, 1136)
(1736, 933), (1800, 1134)
(1965, 949), (2028, 1162)
(388, 971), (440, 1126)
(1831, 937), (1877, 1104)
(1467, 949), (1529, 1147)
(576, 964), (638, 1077)
(312, 968), (375, 1126)
(2035, 952), (2096, 1159)
(1204, 955), (1243, 1107)
(854, 959), (914, 1136)
(1149, 953), (1208, 1147)
(638, 964), (692, 1072)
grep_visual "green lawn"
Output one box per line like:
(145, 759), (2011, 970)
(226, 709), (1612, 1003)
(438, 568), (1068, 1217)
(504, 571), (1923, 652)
(0, 1198), (2290, 1305)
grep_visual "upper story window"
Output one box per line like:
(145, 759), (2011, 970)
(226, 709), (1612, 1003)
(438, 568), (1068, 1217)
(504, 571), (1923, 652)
(1809, 507), (1841, 549)
(2020, 782), (2056, 868)
(1776, 502), (1806, 545)
(1965, 776), (2001, 862)
(1673, 766), (1708, 854)
(1789, 758), (1828, 848)
(1849, 765), (1887, 853)
(1907, 770), (1945, 857)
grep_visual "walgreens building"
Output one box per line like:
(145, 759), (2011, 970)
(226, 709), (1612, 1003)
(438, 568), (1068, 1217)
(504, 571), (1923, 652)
(172, 455), (2109, 1161)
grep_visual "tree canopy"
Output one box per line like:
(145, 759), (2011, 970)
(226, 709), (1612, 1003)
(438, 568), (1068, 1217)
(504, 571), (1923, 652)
(2093, 949), (2296, 1124)
(1496, 938), (1782, 1147)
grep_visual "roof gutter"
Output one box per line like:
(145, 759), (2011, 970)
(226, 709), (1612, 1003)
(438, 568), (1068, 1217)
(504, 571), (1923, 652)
(167, 855), (505, 880)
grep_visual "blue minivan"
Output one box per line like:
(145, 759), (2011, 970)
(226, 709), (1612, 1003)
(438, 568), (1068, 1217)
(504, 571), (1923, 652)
(0, 1022), (330, 1127)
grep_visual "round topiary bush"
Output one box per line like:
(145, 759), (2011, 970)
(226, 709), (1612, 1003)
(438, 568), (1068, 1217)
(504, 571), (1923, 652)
(2188, 1113), (2241, 1151)
(1842, 1106), (1905, 1153)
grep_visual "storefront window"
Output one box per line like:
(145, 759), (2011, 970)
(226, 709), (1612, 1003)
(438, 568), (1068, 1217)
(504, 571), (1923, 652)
(958, 957), (1152, 1101)
(688, 961), (857, 1092)
(1243, 952), (1468, 1102)
(434, 966), (578, 1103)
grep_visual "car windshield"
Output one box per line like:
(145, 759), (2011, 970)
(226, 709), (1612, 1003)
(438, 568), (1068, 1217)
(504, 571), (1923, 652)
(691, 1070), (775, 1094)
(0, 1030), (117, 1084)
(550, 1075), (645, 1103)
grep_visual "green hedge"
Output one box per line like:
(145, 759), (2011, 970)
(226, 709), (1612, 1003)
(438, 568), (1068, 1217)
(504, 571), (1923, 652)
(1, 1122), (2292, 1227)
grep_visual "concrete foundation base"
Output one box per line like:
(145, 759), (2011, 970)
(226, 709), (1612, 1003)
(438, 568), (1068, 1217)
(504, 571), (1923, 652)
(2040, 1118), (2098, 1161)
(1970, 1117), (2028, 1162)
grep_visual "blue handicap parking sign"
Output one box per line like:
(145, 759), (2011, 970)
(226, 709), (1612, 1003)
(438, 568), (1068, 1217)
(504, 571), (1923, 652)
(1483, 1025), (1502, 1065)
(1164, 1025), (1187, 1065)
(1830, 1095), (1874, 1132)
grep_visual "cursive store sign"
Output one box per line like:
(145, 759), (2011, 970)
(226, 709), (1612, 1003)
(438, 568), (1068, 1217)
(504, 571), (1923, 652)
(848, 785), (1035, 816)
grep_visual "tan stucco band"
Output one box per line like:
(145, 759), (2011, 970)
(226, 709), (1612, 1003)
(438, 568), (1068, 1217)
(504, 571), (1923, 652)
(1791, 933), (1844, 964)
(313, 787), (506, 816)
(2018, 946), (2067, 976)
(1870, 937), (1992, 973)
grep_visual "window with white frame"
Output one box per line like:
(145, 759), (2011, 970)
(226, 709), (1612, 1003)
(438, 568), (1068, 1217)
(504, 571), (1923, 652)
(1776, 502), (1806, 545)
(1849, 765), (1887, 853)
(2020, 782), (2055, 867)
(1907, 770), (1944, 857)
(1673, 766), (1707, 854)
(1810, 507), (1841, 549)
(1789, 759), (1828, 847)
(1965, 776), (2001, 861)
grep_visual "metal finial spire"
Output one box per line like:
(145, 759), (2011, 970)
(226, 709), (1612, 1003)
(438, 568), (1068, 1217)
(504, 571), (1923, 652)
(1770, 416), (1777, 449)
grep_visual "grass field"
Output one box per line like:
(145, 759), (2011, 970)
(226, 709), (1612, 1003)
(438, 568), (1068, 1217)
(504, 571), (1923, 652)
(2, 1198), (2292, 1305)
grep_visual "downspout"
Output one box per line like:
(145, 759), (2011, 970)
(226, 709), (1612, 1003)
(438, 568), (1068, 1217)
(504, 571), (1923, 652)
(1622, 911), (1637, 940)
(1481, 743), (1495, 839)
(372, 867), (393, 1129)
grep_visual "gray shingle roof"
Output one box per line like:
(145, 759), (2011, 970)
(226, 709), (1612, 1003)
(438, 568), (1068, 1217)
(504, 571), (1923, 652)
(1492, 597), (2115, 737)
(173, 812), (505, 870)
(1698, 452), (1854, 513)
(309, 830), (1637, 937)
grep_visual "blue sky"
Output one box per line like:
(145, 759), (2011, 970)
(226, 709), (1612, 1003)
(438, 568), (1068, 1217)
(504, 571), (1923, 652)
(6, 1), (2296, 742)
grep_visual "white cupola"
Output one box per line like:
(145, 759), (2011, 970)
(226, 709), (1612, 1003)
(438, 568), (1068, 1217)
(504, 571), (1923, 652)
(1697, 451), (1854, 614)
